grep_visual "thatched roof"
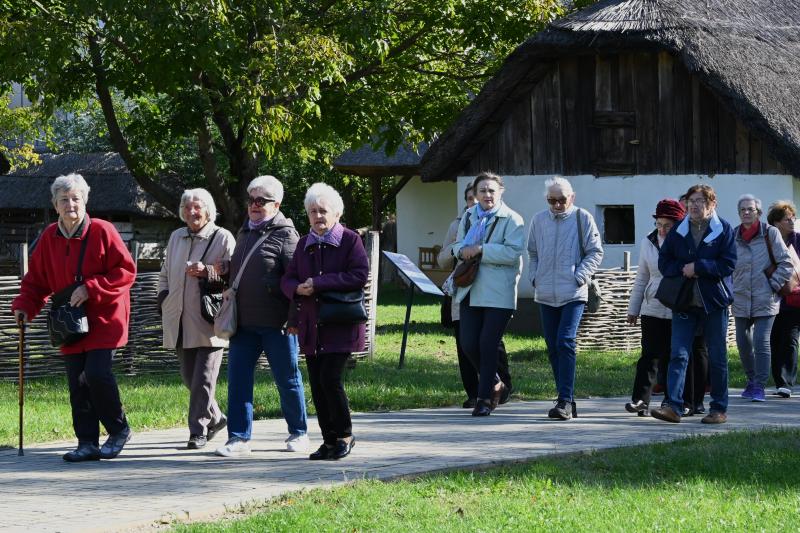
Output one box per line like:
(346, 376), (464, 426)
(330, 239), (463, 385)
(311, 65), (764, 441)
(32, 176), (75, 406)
(421, 0), (800, 181)
(0, 152), (174, 218)
(333, 142), (428, 177)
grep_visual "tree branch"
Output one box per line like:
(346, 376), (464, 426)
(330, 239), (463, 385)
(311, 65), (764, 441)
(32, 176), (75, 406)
(86, 32), (180, 215)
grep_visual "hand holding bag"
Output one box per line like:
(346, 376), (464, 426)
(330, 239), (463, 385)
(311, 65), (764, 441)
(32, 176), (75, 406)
(47, 225), (91, 348)
(452, 216), (499, 288)
(214, 232), (271, 340)
(317, 290), (368, 325)
(197, 229), (223, 324)
(656, 275), (694, 312)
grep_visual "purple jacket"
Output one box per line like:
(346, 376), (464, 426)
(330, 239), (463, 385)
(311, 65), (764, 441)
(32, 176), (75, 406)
(281, 224), (369, 356)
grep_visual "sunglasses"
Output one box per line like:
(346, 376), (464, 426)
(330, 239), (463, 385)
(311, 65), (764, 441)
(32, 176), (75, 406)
(247, 196), (273, 207)
(547, 197), (568, 206)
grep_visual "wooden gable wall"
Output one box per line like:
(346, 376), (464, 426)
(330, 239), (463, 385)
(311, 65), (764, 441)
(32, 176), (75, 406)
(462, 52), (785, 177)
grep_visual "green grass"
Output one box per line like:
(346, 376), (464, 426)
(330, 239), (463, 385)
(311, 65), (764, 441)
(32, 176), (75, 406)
(174, 428), (800, 532)
(0, 284), (746, 446)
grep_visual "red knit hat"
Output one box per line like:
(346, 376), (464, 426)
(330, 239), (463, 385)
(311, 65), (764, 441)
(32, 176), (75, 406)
(653, 199), (685, 221)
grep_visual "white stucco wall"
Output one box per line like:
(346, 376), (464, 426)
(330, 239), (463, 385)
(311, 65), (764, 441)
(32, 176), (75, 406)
(8, 83), (29, 109)
(395, 176), (457, 266)
(397, 173), (796, 298)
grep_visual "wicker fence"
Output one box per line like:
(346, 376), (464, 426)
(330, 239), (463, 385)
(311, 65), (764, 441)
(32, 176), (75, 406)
(0, 232), (380, 381)
(577, 268), (737, 352)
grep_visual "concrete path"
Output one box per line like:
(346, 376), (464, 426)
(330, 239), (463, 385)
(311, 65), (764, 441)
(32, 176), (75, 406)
(2, 391), (800, 532)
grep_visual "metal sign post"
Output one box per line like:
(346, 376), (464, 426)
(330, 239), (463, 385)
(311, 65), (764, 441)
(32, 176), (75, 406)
(382, 251), (444, 369)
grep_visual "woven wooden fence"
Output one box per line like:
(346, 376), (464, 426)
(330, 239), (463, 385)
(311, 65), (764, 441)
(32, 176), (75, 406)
(577, 268), (736, 352)
(0, 232), (380, 381)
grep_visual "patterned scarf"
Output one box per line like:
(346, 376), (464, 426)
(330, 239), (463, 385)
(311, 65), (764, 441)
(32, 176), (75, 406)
(463, 202), (501, 247)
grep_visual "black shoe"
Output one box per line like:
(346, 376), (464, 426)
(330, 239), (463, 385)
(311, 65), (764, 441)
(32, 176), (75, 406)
(693, 403), (706, 415)
(625, 400), (648, 414)
(206, 416), (227, 442)
(490, 382), (506, 410)
(329, 437), (355, 460)
(682, 405), (694, 417)
(571, 401), (578, 419)
(309, 443), (333, 460)
(499, 384), (513, 405)
(471, 399), (493, 416)
(99, 426), (132, 459)
(187, 434), (207, 449)
(63, 442), (100, 462)
(548, 399), (572, 420)
(462, 397), (477, 409)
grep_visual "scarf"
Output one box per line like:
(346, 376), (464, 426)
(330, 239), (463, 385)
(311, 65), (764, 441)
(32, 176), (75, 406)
(463, 202), (501, 247)
(248, 215), (275, 231)
(740, 223), (759, 243)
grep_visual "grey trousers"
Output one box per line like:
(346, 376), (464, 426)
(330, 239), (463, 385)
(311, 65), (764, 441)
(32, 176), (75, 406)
(176, 345), (224, 436)
(735, 316), (776, 388)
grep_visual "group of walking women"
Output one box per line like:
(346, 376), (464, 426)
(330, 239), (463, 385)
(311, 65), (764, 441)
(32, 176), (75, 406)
(626, 185), (800, 425)
(12, 173), (367, 462)
(440, 172), (603, 420)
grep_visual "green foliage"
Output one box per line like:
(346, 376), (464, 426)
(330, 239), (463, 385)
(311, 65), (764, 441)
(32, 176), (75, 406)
(0, 90), (46, 170)
(0, 0), (568, 226)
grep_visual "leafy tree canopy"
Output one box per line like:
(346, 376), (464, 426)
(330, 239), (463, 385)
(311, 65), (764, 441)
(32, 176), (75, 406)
(0, 0), (567, 228)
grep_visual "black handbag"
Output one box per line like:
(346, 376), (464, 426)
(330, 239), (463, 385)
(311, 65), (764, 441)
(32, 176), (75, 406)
(317, 290), (367, 325)
(655, 275), (694, 312)
(198, 229), (223, 324)
(47, 225), (91, 348)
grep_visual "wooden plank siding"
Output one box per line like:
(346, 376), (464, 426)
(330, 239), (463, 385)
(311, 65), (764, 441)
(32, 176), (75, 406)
(459, 52), (786, 177)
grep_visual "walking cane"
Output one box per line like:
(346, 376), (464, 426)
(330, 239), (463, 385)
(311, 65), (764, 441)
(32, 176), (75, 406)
(17, 316), (25, 456)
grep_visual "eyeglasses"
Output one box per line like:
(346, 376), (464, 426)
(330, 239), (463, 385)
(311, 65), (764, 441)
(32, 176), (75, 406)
(247, 196), (273, 207)
(654, 222), (674, 230)
(547, 197), (568, 206)
(739, 207), (757, 213)
(687, 198), (707, 206)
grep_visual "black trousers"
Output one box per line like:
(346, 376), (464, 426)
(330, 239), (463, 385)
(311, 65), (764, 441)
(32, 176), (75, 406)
(458, 297), (513, 400)
(306, 352), (352, 445)
(454, 320), (512, 399)
(630, 316), (707, 407)
(63, 349), (128, 445)
(771, 308), (800, 389)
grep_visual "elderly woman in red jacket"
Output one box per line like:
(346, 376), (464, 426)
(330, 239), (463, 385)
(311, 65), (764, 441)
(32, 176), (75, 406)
(12, 173), (136, 462)
(281, 182), (369, 461)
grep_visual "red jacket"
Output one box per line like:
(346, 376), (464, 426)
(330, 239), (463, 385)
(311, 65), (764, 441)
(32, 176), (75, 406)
(12, 216), (137, 354)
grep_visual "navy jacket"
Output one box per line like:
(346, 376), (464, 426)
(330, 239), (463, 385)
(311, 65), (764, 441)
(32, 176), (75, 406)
(658, 212), (737, 313)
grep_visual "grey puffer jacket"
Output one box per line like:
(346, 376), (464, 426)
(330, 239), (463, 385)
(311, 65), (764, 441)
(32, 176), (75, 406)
(527, 205), (603, 307)
(732, 222), (792, 318)
(230, 212), (299, 329)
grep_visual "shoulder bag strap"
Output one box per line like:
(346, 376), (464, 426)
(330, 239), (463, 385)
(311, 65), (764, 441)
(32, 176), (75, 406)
(198, 229), (220, 262)
(763, 223), (777, 267)
(231, 231), (272, 290)
(74, 223), (91, 282)
(575, 209), (585, 259)
(483, 216), (501, 243)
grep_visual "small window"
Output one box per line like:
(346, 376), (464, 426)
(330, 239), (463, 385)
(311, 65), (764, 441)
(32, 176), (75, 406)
(600, 205), (635, 245)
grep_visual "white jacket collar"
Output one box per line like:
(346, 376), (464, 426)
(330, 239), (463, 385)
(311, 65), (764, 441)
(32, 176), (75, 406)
(676, 211), (722, 243)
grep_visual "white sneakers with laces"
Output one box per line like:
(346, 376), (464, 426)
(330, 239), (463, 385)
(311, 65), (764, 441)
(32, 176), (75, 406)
(285, 433), (310, 452)
(215, 438), (251, 457)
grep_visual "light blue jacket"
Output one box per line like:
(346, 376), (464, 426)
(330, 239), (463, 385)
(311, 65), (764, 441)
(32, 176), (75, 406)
(527, 205), (603, 307)
(452, 202), (525, 310)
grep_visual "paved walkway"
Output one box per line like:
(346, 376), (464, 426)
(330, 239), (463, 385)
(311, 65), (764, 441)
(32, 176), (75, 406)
(2, 391), (800, 532)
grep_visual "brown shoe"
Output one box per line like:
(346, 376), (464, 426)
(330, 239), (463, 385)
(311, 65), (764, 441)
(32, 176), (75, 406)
(650, 406), (681, 423)
(701, 411), (727, 424)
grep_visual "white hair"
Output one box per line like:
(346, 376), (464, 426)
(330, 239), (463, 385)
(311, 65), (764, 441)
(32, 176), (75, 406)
(51, 173), (90, 203)
(304, 182), (344, 218)
(179, 188), (217, 223)
(543, 175), (574, 198)
(247, 175), (284, 204)
(738, 193), (762, 214)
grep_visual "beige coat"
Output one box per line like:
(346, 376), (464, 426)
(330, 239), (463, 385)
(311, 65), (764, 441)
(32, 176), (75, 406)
(159, 222), (236, 349)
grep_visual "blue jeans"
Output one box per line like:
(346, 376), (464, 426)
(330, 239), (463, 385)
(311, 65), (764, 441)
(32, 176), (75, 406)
(735, 316), (775, 388)
(540, 301), (585, 402)
(226, 326), (307, 440)
(668, 307), (729, 414)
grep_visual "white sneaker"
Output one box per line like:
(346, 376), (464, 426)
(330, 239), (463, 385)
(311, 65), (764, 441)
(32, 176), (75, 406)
(285, 433), (310, 452)
(215, 438), (251, 457)
(777, 387), (792, 398)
